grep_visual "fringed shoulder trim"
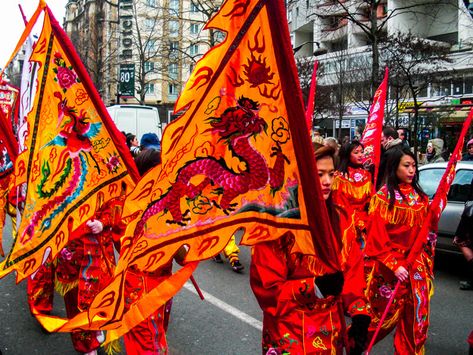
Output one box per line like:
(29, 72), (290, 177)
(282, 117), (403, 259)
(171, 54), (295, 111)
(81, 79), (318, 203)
(54, 277), (79, 297)
(368, 189), (427, 227)
(333, 176), (372, 200)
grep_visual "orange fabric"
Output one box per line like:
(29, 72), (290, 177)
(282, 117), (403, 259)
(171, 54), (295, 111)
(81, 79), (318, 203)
(0, 5), (135, 282)
(35, 0), (340, 339)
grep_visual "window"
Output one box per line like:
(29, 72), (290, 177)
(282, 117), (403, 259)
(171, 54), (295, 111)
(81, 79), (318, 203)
(169, 0), (179, 11)
(190, 23), (199, 35)
(465, 77), (473, 94)
(288, 10), (292, 22)
(169, 41), (179, 59)
(189, 44), (199, 56)
(145, 18), (154, 30)
(144, 61), (154, 72)
(169, 20), (179, 36)
(418, 168), (444, 199)
(146, 0), (156, 6)
(170, 41), (179, 51)
(168, 83), (178, 95)
(448, 170), (473, 202)
(145, 83), (155, 94)
(431, 81), (451, 97)
(169, 63), (178, 79)
(214, 30), (225, 43)
(419, 168), (473, 202)
(145, 39), (156, 53)
(453, 79), (464, 95)
(191, 2), (199, 12)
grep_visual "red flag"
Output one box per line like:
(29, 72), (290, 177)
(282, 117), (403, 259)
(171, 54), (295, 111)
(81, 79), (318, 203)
(0, 82), (20, 130)
(0, 108), (17, 178)
(305, 60), (318, 137)
(361, 67), (389, 191)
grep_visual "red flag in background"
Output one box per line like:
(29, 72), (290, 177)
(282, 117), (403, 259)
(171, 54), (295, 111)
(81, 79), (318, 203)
(0, 82), (20, 130)
(0, 108), (17, 255)
(0, 85), (19, 256)
(0, 108), (17, 180)
(305, 60), (318, 137)
(361, 67), (389, 191)
(39, 0), (341, 339)
(0, 3), (139, 281)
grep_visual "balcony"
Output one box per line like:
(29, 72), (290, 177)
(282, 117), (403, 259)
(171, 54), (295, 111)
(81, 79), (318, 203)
(312, 0), (347, 17)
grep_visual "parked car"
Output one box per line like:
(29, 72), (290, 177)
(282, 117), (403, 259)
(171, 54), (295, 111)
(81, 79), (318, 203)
(107, 104), (163, 142)
(418, 161), (473, 254)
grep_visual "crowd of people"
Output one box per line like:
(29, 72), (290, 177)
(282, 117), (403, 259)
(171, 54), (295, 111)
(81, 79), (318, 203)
(252, 127), (473, 354)
(16, 127), (473, 354)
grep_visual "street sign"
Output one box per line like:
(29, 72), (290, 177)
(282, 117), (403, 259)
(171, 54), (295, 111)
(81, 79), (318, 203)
(119, 64), (135, 97)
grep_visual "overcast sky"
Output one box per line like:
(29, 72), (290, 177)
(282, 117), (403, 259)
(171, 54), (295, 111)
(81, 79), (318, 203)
(0, 0), (67, 66)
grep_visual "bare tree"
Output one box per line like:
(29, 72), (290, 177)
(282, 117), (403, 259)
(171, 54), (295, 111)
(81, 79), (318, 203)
(381, 31), (452, 154)
(316, 0), (459, 93)
(68, 0), (120, 104)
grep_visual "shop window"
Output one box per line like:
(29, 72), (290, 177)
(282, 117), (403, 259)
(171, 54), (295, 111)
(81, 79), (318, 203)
(465, 77), (473, 94)
(453, 79), (464, 95)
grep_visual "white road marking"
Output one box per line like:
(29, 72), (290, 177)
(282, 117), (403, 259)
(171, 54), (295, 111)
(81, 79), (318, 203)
(183, 282), (263, 331)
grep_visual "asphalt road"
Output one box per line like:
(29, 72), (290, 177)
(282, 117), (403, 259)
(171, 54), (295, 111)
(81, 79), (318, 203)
(0, 216), (472, 354)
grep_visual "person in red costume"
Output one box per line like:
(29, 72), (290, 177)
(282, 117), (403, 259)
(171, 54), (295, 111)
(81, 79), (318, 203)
(332, 140), (372, 250)
(123, 148), (186, 355)
(364, 147), (432, 354)
(250, 145), (345, 354)
(54, 187), (127, 355)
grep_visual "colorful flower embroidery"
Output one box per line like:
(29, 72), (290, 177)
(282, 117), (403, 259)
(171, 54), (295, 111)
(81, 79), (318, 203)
(379, 285), (393, 298)
(53, 52), (80, 92)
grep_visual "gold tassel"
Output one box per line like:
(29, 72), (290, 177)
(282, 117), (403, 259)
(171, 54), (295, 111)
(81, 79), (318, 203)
(333, 177), (372, 201)
(368, 195), (426, 227)
(54, 277), (79, 296)
(104, 338), (122, 355)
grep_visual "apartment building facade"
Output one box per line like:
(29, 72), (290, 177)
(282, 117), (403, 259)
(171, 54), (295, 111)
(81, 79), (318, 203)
(64, 0), (222, 122)
(288, 0), (473, 146)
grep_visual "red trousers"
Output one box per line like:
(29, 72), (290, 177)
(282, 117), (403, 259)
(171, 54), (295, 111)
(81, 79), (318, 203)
(27, 258), (54, 315)
(123, 269), (170, 355)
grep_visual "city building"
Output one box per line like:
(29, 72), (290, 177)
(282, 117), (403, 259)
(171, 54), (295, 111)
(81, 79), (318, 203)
(64, 0), (222, 124)
(288, 0), (473, 149)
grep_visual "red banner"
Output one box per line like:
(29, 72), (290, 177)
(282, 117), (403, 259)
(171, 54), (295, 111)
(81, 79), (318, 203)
(361, 67), (389, 191)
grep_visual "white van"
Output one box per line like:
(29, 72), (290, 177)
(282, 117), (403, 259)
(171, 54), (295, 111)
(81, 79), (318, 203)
(106, 105), (162, 141)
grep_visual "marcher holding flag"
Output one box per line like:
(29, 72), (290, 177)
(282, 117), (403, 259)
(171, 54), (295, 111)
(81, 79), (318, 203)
(250, 146), (345, 354)
(364, 147), (431, 354)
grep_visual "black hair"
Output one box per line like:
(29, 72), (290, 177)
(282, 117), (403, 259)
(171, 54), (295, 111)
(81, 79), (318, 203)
(126, 133), (136, 148)
(134, 149), (161, 176)
(384, 147), (426, 208)
(338, 141), (364, 174)
(382, 127), (398, 140)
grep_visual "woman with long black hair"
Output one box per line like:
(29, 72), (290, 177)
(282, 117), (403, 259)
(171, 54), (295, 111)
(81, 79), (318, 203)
(332, 141), (372, 251)
(364, 147), (432, 354)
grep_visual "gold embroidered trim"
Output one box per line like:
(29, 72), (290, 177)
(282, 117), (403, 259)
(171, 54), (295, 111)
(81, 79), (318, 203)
(369, 194), (427, 227)
(333, 177), (372, 200)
